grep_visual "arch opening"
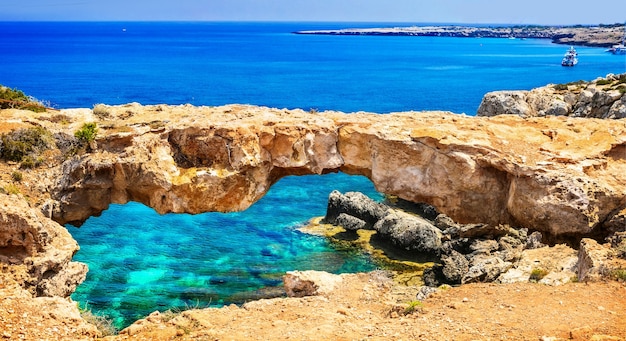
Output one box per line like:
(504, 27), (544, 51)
(68, 172), (382, 329)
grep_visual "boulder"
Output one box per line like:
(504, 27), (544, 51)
(334, 213), (367, 231)
(373, 210), (443, 254)
(322, 191), (387, 228)
(0, 194), (87, 297)
(477, 91), (531, 117)
(441, 250), (469, 284)
(462, 257), (512, 284)
(577, 238), (613, 282)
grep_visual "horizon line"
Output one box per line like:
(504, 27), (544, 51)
(0, 19), (623, 27)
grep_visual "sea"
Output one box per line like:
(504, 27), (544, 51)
(1, 21), (624, 329)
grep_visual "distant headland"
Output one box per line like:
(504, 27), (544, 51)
(294, 23), (626, 47)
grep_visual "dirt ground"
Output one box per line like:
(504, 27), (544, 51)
(105, 272), (626, 341)
(1, 270), (626, 341)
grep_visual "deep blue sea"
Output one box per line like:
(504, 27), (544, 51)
(1, 22), (625, 328)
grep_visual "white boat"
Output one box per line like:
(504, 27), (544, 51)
(561, 46), (578, 67)
(606, 43), (626, 55)
(606, 24), (626, 55)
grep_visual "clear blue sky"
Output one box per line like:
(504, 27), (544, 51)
(1, 0), (624, 25)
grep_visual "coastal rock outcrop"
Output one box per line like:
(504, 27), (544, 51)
(0, 194), (87, 297)
(296, 24), (626, 48)
(320, 190), (626, 287)
(0, 101), (623, 240)
(477, 73), (626, 119)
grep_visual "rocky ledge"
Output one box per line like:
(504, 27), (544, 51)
(295, 24), (626, 47)
(320, 190), (626, 287)
(478, 73), (626, 119)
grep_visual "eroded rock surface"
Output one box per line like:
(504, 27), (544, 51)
(0, 102), (623, 239)
(0, 194), (86, 297)
(478, 73), (626, 119)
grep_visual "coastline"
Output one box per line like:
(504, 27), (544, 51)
(1, 72), (626, 339)
(294, 23), (626, 47)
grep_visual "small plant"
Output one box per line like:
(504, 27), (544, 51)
(529, 268), (549, 282)
(74, 122), (98, 144)
(553, 83), (569, 91)
(404, 300), (424, 315)
(0, 126), (53, 165)
(92, 104), (111, 119)
(78, 304), (117, 337)
(4, 184), (20, 195)
(596, 79), (613, 86)
(611, 269), (626, 282)
(19, 155), (43, 169)
(11, 171), (22, 182)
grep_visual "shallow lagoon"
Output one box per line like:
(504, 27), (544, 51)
(69, 173), (382, 327)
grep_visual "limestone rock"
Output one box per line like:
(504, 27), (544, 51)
(441, 250), (469, 284)
(283, 270), (343, 297)
(477, 73), (626, 119)
(7, 103), (616, 239)
(334, 213), (367, 231)
(462, 256), (512, 284)
(0, 194), (87, 297)
(498, 244), (578, 285)
(577, 238), (614, 282)
(476, 91), (532, 117)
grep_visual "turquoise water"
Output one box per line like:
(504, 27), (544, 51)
(71, 173), (383, 327)
(1, 22), (624, 328)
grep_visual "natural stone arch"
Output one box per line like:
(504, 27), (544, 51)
(44, 104), (626, 239)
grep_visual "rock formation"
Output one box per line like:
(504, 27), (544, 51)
(0, 194), (86, 297)
(477, 73), (626, 119)
(0, 101), (623, 239)
(0, 95), (625, 337)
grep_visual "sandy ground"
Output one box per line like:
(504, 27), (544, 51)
(98, 272), (626, 341)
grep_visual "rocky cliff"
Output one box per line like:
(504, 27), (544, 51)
(477, 73), (626, 119)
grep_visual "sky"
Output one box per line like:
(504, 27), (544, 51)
(0, 0), (624, 25)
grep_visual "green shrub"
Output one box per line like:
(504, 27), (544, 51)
(553, 83), (569, 91)
(11, 171), (22, 182)
(74, 123), (98, 144)
(529, 268), (549, 282)
(0, 85), (47, 112)
(19, 155), (43, 169)
(4, 184), (20, 195)
(404, 300), (424, 315)
(612, 269), (626, 282)
(596, 79), (613, 86)
(0, 127), (53, 164)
